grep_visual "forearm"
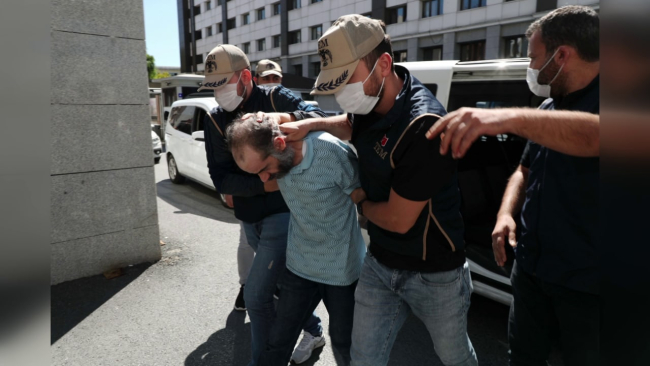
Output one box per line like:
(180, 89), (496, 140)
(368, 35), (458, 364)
(362, 201), (406, 233)
(497, 166), (528, 218)
(301, 115), (352, 140)
(508, 110), (599, 157)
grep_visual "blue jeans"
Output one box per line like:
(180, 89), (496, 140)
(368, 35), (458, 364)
(350, 252), (477, 366)
(242, 212), (322, 366)
(259, 269), (357, 366)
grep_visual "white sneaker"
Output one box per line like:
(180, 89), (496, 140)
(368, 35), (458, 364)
(291, 331), (326, 364)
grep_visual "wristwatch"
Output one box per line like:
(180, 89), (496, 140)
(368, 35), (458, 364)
(357, 198), (367, 216)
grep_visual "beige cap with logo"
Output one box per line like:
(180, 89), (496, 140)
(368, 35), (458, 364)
(256, 59), (283, 78)
(311, 14), (385, 95)
(198, 44), (250, 91)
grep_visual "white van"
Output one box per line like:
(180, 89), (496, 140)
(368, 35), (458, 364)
(398, 58), (545, 305)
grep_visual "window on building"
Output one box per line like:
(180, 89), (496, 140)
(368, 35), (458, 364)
(310, 25), (322, 40)
(459, 40), (485, 61)
(461, 0), (486, 10)
(272, 2), (281, 15)
(273, 35), (281, 48)
(257, 7), (266, 20)
(422, 46), (443, 61)
(422, 0), (443, 18)
(504, 35), (526, 58)
(257, 38), (266, 51)
(288, 0), (301, 10)
(387, 6), (407, 25)
(311, 0), (323, 3)
(243, 42), (251, 54)
(194, 5), (201, 15)
(394, 50), (408, 63)
(216, 22), (223, 33)
(206, 1), (211, 10)
(288, 30), (301, 44)
(195, 29), (202, 40)
(206, 26), (213, 37)
(227, 17), (236, 30)
(242, 13), (250, 25)
(294, 64), (303, 76)
(195, 54), (203, 64)
(310, 62), (321, 77)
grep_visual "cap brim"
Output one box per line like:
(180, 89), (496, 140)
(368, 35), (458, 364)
(258, 70), (283, 78)
(310, 59), (359, 95)
(197, 72), (235, 91)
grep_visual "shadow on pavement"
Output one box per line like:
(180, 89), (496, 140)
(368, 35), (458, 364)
(185, 310), (252, 366)
(156, 178), (238, 225)
(51, 262), (153, 344)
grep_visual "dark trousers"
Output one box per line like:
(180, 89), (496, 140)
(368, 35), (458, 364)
(508, 261), (600, 366)
(259, 269), (357, 366)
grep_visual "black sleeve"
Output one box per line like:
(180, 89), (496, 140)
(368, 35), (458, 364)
(391, 116), (457, 202)
(520, 140), (532, 169)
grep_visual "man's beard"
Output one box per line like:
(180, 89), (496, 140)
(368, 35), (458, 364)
(268, 147), (295, 180)
(539, 57), (567, 98)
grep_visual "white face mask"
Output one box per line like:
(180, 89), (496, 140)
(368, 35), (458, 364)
(335, 60), (385, 115)
(262, 83), (281, 88)
(215, 74), (246, 111)
(526, 48), (564, 98)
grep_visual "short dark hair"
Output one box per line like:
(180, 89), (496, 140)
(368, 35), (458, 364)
(225, 114), (281, 159)
(361, 20), (395, 72)
(526, 5), (599, 62)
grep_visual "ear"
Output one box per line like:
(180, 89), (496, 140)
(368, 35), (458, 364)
(378, 52), (393, 77)
(240, 69), (253, 84)
(555, 45), (571, 64)
(273, 136), (286, 151)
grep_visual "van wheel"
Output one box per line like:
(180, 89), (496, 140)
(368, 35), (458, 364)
(167, 154), (185, 184)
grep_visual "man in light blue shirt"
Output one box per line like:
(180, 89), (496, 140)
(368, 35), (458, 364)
(226, 114), (366, 365)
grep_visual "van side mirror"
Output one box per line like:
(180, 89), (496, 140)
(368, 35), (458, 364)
(192, 131), (205, 141)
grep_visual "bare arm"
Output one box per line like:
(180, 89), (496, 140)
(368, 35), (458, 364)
(280, 114), (352, 141)
(360, 189), (428, 234)
(491, 165), (529, 266)
(426, 108), (600, 158)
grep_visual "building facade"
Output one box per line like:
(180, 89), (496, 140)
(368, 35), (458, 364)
(178, 0), (598, 79)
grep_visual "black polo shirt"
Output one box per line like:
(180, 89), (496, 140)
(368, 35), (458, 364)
(518, 75), (599, 294)
(350, 65), (466, 273)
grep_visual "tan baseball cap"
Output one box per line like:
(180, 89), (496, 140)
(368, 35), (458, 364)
(198, 44), (250, 91)
(311, 14), (385, 95)
(256, 59), (283, 78)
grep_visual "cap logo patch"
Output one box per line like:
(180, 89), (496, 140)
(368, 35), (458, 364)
(206, 60), (217, 73)
(315, 70), (348, 91)
(202, 77), (228, 88)
(317, 39), (332, 67)
(266, 63), (275, 69)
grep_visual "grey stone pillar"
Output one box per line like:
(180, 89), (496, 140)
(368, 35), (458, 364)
(443, 32), (456, 60)
(302, 55), (310, 78)
(485, 25), (501, 60)
(407, 38), (418, 61)
(51, 0), (161, 284)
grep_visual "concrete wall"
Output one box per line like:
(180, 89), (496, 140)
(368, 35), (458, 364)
(51, 0), (161, 284)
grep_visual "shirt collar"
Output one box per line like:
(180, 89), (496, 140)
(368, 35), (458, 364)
(555, 74), (599, 109)
(288, 136), (314, 175)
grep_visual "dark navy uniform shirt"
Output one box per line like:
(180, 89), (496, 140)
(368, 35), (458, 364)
(204, 84), (326, 223)
(350, 65), (466, 273)
(518, 75), (599, 294)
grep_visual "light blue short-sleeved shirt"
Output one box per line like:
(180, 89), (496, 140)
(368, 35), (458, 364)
(278, 131), (366, 286)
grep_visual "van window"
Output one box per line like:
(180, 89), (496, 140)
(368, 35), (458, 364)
(423, 83), (438, 96)
(194, 108), (208, 133)
(448, 80), (545, 112)
(173, 106), (195, 135)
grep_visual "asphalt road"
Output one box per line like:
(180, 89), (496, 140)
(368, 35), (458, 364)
(51, 153), (562, 366)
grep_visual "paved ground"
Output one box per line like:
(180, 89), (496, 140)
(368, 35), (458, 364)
(52, 153), (562, 365)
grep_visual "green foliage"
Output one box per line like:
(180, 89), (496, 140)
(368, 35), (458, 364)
(153, 71), (171, 79)
(147, 54), (156, 80)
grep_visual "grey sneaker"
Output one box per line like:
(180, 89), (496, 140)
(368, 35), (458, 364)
(291, 331), (326, 364)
